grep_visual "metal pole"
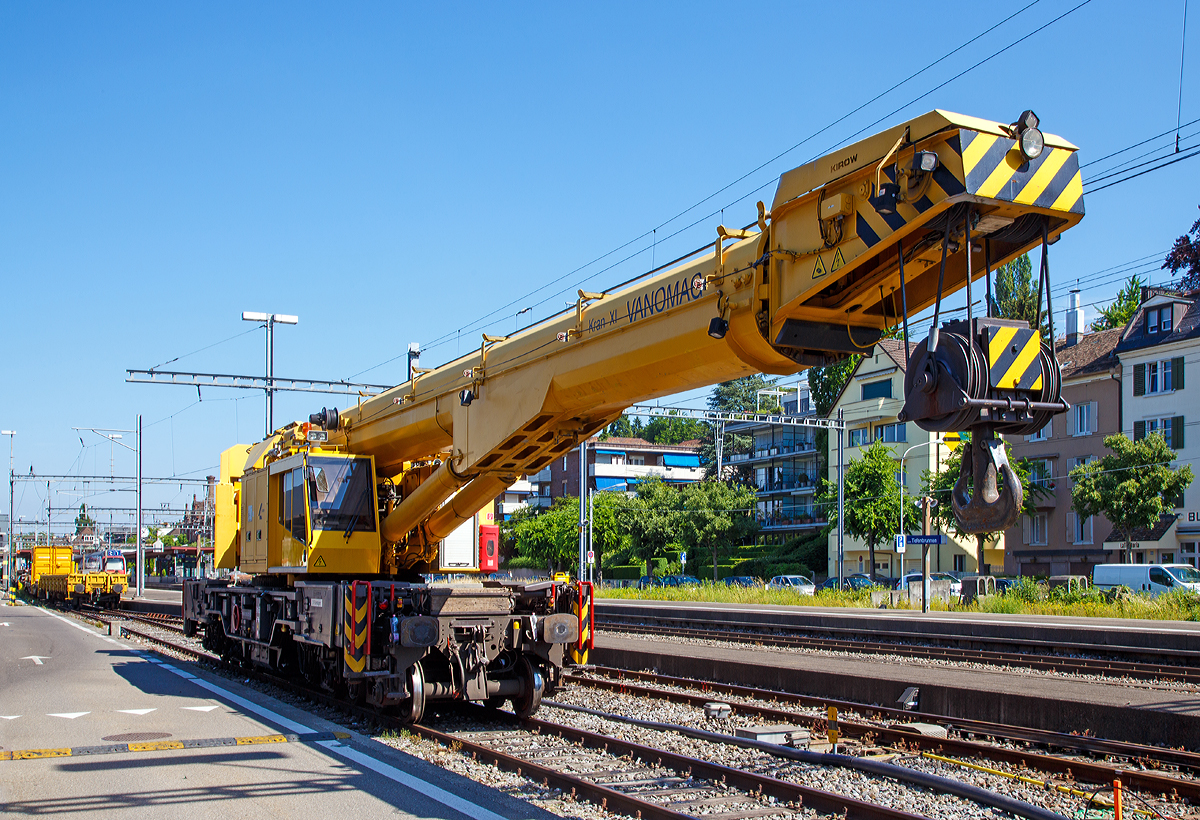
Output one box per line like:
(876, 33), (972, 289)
(266, 316), (274, 437)
(5, 432), (13, 592)
(836, 409), (844, 586)
(578, 441), (587, 581)
(922, 498), (932, 613)
(136, 414), (144, 598)
(587, 489), (594, 584)
(715, 419), (725, 479)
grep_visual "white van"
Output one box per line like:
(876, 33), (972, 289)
(1092, 564), (1200, 596)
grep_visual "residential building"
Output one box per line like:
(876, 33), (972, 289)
(496, 476), (537, 519)
(724, 389), (824, 545)
(1112, 286), (1200, 567)
(825, 339), (996, 579)
(550, 436), (703, 500)
(1004, 292), (1122, 576)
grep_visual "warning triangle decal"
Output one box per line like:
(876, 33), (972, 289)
(313, 555), (327, 568)
(830, 247), (845, 274)
(812, 254), (827, 279)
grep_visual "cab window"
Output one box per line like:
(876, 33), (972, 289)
(1149, 567), (1172, 586)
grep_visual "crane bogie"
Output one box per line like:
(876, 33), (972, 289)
(184, 108), (1084, 719)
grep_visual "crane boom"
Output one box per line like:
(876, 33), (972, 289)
(189, 109), (1083, 721)
(309, 108), (1082, 553)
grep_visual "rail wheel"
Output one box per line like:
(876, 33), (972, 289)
(513, 656), (543, 718)
(398, 661), (426, 725)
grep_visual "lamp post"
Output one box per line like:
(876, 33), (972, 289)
(2, 430), (13, 592)
(242, 312), (299, 437)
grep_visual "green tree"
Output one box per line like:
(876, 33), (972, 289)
(641, 411), (707, 445)
(817, 440), (918, 581)
(699, 375), (777, 479)
(676, 480), (759, 581)
(1070, 433), (1193, 561)
(602, 414), (635, 440)
(1091, 275), (1144, 332)
(1163, 205), (1200, 291)
(623, 478), (680, 577)
(75, 504), (94, 534)
(587, 489), (631, 570)
(508, 498), (580, 571)
(992, 253), (1037, 323)
(921, 438), (1041, 573)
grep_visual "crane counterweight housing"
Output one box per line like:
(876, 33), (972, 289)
(185, 109), (1084, 719)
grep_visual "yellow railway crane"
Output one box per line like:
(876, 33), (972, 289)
(184, 109), (1083, 722)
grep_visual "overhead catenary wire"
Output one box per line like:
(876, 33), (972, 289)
(347, 1), (1092, 381)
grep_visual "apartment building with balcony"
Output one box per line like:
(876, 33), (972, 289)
(548, 436), (703, 501)
(825, 339), (993, 579)
(1003, 292), (1121, 576)
(724, 391), (824, 545)
(1112, 285), (1200, 567)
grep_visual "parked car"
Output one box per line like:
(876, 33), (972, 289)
(894, 572), (962, 596)
(724, 576), (763, 588)
(767, 575), (816, 595)
(995, 578), (1019, 595)
(814, 575), (875, 592)
(666, 574), (701, 586)
(1093, 564), (1200, 596)
(637, 575), (666, 589)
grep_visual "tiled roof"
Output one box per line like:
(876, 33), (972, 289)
(1115, 290), (1200, 354)
(591, 436), (701, 452)
(877, 338), (909, 373)
(1056, 327), (1120, 378)
(1102, 513), (1178, 544)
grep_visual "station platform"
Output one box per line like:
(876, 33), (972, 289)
(595, 599), (1200, 654)
(0, 602), (558, 819)
(593, 632), (1200, 749)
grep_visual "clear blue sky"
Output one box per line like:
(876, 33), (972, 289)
(2, 0), (1196, 533)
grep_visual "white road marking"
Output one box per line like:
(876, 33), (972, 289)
(0, 715), (20, 720)
(117, 708), (157, 715)
(48, 712), (89, 719)
(29, 602), (535, 819)
(0, 621), (11, 626)
(20, 655), (49, 665)
(181, 705), (220, 712)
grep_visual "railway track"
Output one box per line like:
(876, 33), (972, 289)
(108, 623), (931, 820)
(595, 614), (1200, 685)
(567, 666), (1200, 804)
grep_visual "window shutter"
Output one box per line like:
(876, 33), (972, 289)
(1022, 516), (1030, 545)
(1089, 401), (1098, 434)
(1134, 420), (1146, 441)
(1067, 407), (1076, 436)
(1134, 363), (1146, 396)
(1174, 357), (1185, 390)
(1173, 416), (1185, 450)
(1066, 511), (1076, 544)
(1084, 516), (1093, 545)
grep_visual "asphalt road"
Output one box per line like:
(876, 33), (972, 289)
(0, 601), (556, 819)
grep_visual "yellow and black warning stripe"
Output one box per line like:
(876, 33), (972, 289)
(986, 325), (1043, 391)
(852, 129), (1083, 252)
(0, 731), (351, 761)
(343, 583), (370, 674)
(961, 131), (1083, 214)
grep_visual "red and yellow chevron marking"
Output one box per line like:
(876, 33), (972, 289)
(569, 582), (593, 666)
(342, 582), (371, 675)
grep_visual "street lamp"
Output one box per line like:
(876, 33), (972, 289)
(2, 430), (13, 593)
(242, 312), (299, 437)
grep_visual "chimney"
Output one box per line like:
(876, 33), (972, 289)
(1066, 289), (1084, 347)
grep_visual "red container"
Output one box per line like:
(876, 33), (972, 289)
(478, 525), (500, 573)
